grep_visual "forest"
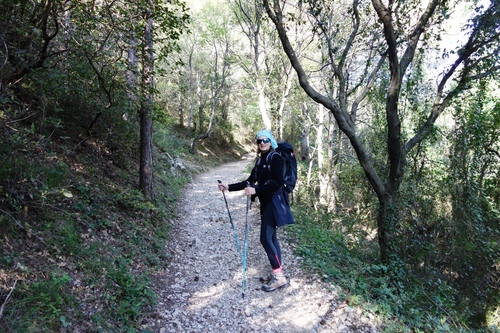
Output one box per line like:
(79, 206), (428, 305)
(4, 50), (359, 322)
(0, 0), (499, 331)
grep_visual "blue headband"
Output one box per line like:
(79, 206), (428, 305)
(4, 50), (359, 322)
(256, 129), (278, 149)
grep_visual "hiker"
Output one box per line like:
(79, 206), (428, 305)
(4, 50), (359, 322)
(217, 129), (289, 292)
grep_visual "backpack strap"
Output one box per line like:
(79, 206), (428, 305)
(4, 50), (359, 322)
(265, 151), (277, 168)
(254, 151), (277, 185)
(253, 158), (260, 184)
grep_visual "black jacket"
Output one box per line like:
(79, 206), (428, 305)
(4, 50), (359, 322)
(228, 150), (284, 208)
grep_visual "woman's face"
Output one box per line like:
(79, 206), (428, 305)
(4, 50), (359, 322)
(256, 135), (271, 153)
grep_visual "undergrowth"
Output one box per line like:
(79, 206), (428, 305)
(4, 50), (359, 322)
(0, 113), (235, 332)
(287, 206), (500, 333)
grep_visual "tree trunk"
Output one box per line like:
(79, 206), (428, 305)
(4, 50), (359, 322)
(127, 29), (139, 110)
(139, 6), (154, 200)
(300, 102), (311, 161)
(140, 107), (154, 199)
(232, 0), (273, 131)
(377, 192), (397, 261)
(263, 0), (390, 260)
(276, 64), (295, 139)
(186, 72), (197, 138)
(317, 104), (328, 207)
(189, 133), (208, 154)
(257, 81), (272, 129)
(127, 11), (139, 122)
(326, 112), (338, 213)
(185, 48), (196, 138)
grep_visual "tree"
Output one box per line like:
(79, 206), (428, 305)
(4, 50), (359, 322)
(263, 0), (500, 261)
(139, 1), (155, 199)
(446, 80), (500, 317)
(230, 0), (306, 139)
(231, 0), (274, 129)
(0, 0), (65, 91)
(1, 0), (189, 200)
(133, 0), (189, 198)
(187, 2), (234, 153)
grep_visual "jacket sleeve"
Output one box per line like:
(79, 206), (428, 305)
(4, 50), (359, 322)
(255, 153), (284, 196)
(228, 166), (255, 191)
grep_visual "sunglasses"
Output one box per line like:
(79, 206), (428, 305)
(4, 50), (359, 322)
(256, 138), (271, 144)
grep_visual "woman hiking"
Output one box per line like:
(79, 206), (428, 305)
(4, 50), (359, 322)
(217, 129), (292, 292)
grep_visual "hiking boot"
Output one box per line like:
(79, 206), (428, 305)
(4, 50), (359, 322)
(259, 272), (272, 284)
(261, 271), (288, 292)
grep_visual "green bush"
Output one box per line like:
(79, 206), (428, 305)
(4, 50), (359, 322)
(286, 202), (494, 332)
(1, 273), (75, 332)
(106, 260), (156, 325)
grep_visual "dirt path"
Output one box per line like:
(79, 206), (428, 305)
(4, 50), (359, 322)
(145, 157), (382, 333)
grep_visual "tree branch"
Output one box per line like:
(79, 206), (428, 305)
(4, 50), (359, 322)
(0, 280), (18, 320)
(263, 0), (387, 200)
(0, 208), (47, 247)
(405, 2), (500, 154)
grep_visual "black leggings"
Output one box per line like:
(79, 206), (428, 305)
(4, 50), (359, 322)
(260, 203), (282, 269)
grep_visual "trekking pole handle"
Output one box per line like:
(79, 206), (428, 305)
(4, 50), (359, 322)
(217, 179), (226, 191)
(245, 181), (253, 209)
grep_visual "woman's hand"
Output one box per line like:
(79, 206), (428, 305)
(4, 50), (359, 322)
(217, 182), (228, 191)
(244, 186), (256, 196)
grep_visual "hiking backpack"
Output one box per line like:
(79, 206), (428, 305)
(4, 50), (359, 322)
(258, 142), (297, 193)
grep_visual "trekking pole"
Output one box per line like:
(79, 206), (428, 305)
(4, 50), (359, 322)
(242, 182), (251, 299)
(217, 180), (245, 293)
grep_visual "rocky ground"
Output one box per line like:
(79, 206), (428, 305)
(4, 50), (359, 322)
(145, 156), (383, 333)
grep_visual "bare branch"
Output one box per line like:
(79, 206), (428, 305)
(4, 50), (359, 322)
(0, 280), (18, 320)
(0, 209), (47, 247)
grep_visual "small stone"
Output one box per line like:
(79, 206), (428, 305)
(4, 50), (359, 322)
(207, 307), (219, 316)
(244, 306), (252, 317)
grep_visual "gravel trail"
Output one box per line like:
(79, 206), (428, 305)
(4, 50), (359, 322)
(145, 157), (383, 333)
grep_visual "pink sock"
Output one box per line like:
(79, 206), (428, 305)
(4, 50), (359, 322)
(272, 267), (283, 274)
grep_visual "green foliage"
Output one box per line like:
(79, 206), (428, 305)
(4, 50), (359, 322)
(385, 80), (500, 329)
(290, 207), (350, 278)
(0, 104), (199, 332)
(444, 82), (500, 327)
(50, 219), (83, 256)
(290, 85), (500, 329)
(105, 260), (156, 325)
(0, 0), (221, 332)
(154, 126), (190, 156)
(1, 273), (75, 332)
(288, 203), (491, 332)
(46, 162), (70, 189)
